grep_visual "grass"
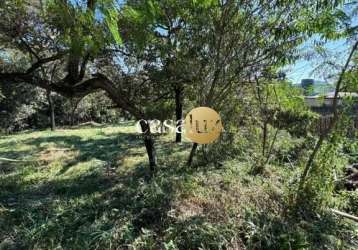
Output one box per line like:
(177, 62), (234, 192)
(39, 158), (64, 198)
(0, 123), (357, 249)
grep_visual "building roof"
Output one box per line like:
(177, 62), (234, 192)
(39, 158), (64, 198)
(325, 92), (358, 98)
(304, 92), (358, 99)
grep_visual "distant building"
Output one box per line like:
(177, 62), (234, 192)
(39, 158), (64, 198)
(300, 79), (335, 96)
(301, 79), (314, 90)
(299, 79), (357, 115)
(304, 92), (358, 115)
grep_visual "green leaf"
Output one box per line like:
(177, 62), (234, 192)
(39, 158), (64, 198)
(105, 9), (122, 45)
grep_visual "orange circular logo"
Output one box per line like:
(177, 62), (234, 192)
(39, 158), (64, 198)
(184, 107), (223, 144)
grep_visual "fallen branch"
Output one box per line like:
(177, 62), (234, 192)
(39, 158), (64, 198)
(331, 209), (358, 222)
(0, 157), (36, 163)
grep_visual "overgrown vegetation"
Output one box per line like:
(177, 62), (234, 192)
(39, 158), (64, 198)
(0, 124), (357, 249)
(0, 0), (357, 249)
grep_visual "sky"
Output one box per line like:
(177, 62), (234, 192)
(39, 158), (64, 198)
(285, 38), (351, 85)
(285, 3), (357, 85)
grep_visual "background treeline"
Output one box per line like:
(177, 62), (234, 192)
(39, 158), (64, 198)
(0, 85), (123, 132)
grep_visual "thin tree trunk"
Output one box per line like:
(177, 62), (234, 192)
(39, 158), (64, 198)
(262, 121), (268, 156)
(71, 108), (75, 126)
(70, 98), (81, 126)
(175, 86), (183, 143)
(46, 90), (56, 131)
(297, 136), (324, 192)
(140, 120), (157, 171)
(264, 128), (279, 166)
(187, 143), (198, 166)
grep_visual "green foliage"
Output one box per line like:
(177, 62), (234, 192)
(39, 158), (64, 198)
(339, 191), (358, 215)
(44, 0), (116, 57)
(344, 56), (358, 92)
(104, 8), (122, 45)
(294, 0), (351, 40)
(0, 83), (46, 132)
(254, 80), (318, 138)
(0, 85), (121, 132)
(271, 108), (318, 137)
(342, 139), (358, 164)
(296, 136), (348, 211)
(145, 102), (174, 122)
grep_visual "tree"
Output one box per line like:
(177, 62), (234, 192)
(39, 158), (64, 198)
(0, 0), (160, 169)
(176, 0), (347, 165)
(118, 0), (198, 143)
(0, 0), (352, 170)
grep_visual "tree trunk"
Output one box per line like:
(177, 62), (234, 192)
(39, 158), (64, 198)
(46, 90), (56, 131)
(262, 121), (267, 156)
(70, 98), (81, 126)
(70, 109), (75, 126)
(175, 86), (183, 143)
(298, 136), (324, 193)
(264, 128), (279, 166)
(140, 120), (157, 171)
(187, 143), (198, 166)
